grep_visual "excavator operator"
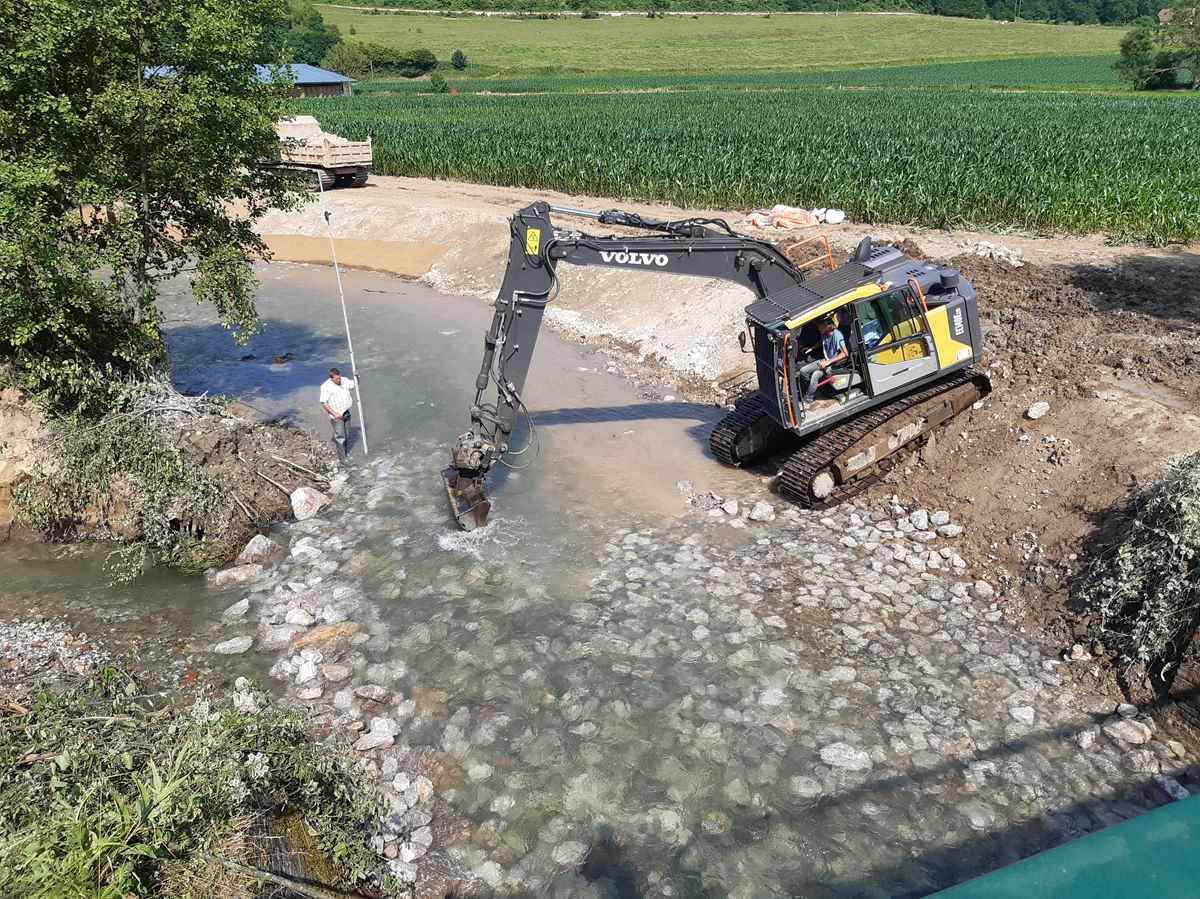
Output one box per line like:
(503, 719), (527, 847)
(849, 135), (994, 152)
(799, 315), (849, 404)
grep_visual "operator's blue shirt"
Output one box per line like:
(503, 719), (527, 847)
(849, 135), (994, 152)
(822, 329), (846, 361)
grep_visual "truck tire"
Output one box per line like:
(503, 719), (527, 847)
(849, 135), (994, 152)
(312, 170), (336, 192)
(351, 170), (369, 188)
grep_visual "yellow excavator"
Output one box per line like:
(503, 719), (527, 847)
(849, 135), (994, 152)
(443, 202), (990, 529)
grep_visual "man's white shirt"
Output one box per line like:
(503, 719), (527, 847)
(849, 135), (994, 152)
(320, 377), (356, 417)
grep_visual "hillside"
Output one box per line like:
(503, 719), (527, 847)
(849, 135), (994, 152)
(318, 0), (1159, 24)
(317, 8), (1125, 73)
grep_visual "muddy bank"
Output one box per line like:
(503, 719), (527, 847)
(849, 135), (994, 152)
(0, 382), (44, 541)
(1, 378), (335, 569)
(889, 252), (1200, 667)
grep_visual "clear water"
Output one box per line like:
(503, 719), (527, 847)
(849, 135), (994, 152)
(1, 264), (1181, 898)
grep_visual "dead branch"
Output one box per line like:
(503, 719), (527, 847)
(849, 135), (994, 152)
(255, 470), (291, 496)
(230, 491), (257, 523)
(269, 454), (329, 483)
(201, 854), (369, 899)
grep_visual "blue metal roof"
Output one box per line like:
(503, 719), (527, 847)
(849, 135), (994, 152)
(256, 64), (355, 85)
(145, 64), (355, 85)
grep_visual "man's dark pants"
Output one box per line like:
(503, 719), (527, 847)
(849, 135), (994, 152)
(797, 360), (826, 402)
(330, 411), (351, 461)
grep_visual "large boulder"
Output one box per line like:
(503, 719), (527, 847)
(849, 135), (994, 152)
(290, 486), (329, 521)
(237, 533), (282, 565)
(213, 636), (253, 655)
(207, 563), (264, 587)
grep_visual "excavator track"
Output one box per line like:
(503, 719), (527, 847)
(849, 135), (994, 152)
(709, 393), (789, 467)
(778, 370), (990, 508)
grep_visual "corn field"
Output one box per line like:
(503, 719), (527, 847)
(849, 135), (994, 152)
(300, 87), (1200, 243)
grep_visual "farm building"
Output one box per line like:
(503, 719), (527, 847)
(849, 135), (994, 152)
(256, 64), (356, 98)
(146, 63), (356, 98)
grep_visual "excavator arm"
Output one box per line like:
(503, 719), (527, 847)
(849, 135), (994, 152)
(443, 201), (810, 529)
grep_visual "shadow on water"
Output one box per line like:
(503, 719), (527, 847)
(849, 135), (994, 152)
(163, 319), (349, 404)
(786, 684), (1200, 897)
(530, 401), (720, 454)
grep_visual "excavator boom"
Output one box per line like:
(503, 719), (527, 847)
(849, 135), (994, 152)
(443, 201), (808, 529)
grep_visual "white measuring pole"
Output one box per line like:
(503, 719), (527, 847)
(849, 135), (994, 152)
(316, 173), (369, 457)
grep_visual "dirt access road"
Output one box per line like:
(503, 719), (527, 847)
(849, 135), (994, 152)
(258, 175), (1200, 660)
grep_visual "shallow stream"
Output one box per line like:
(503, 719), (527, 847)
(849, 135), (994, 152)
(1, 264), (1186, 898)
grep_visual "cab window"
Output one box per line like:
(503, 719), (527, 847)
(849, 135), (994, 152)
(859, 289), (929, 364)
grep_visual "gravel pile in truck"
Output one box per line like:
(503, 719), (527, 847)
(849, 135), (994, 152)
(273, 115), (371, 190)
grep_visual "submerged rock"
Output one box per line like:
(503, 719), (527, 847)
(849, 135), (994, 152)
(552, 840), (588, 867)
(293, 622), (361, 651)
(213, 635), (253, 655)
(354, 716), (399, 752)
(208, 564), (263, 587)
(221, 598), (250, 621)
(819, 742), (872, 771)
(285, 607), (316, 627)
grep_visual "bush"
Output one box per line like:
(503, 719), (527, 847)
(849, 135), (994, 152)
(1081, 453), (1200, 689)
(322, 40), (371, 79)
(581, 2), (600, 16)
(0, 671), (393, 897)
(451, 48), (467, 69)
(430, 72), (449, 91)
(327, 41), (438, 78)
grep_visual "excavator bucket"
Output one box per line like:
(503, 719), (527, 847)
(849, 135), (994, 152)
(441, 467), (492, 531)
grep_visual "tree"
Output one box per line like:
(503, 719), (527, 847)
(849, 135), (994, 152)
(1159, 6), (1200, 89)
(323, 40), (373, 79)
(1101, 0), (1139, 23)
(1115, 24), (1170, 86)
(451, 48), (468, 69)
(936, 0), (988, 16)
(284, 0), (342, 65)
(1115, 10), (1200, 90)
(0, 0), (304, 414)
(988, 0), (1019, 19)
(337, 42), (438, 77)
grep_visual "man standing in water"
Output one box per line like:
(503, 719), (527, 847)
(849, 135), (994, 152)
(319, 367), (359, 462)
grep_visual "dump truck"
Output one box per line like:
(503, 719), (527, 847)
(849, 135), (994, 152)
(273, 115), (371, 190)
(443, 201), (991, 529)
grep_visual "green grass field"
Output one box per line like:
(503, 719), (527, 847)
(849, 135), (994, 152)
(355, 54), (1124, 94)
(299, 87), (1199, 243)
(319, 8), (1124, 74)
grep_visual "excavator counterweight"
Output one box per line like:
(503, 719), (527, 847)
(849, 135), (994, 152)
(444, 202), (989, 529)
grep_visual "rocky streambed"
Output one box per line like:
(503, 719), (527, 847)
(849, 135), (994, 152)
(6, 260), (1197, 898)
(200, 446), (1200, 899)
